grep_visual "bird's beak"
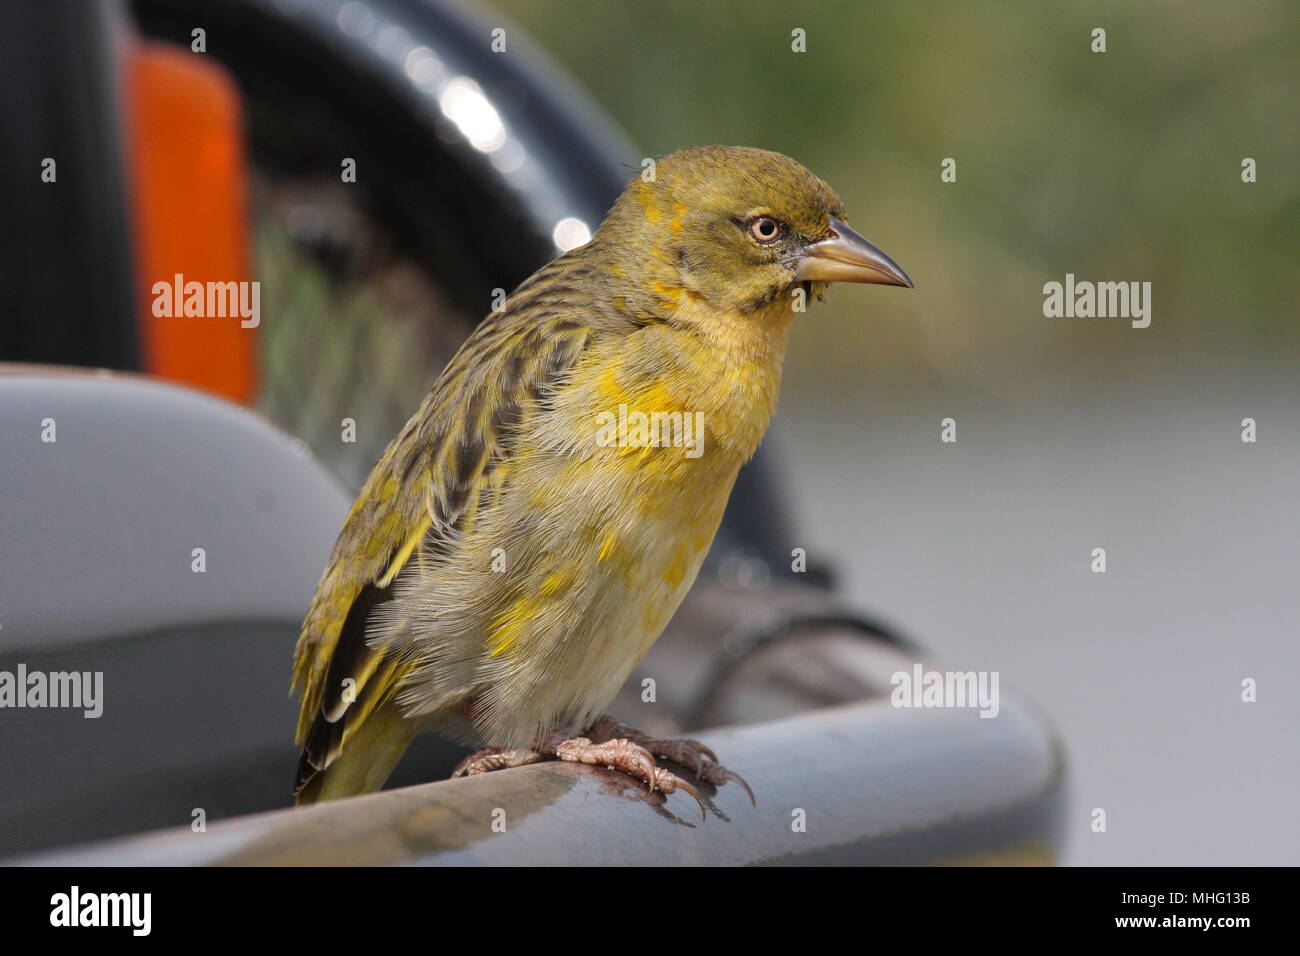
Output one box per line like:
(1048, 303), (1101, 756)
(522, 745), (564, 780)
(793, 215), (913, 288)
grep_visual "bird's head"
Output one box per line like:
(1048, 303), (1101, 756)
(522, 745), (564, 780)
(596, 145), (912, 322)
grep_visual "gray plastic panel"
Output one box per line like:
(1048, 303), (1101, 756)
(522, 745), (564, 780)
(0, 371), (350, 651)
(0, 370), (358, 855)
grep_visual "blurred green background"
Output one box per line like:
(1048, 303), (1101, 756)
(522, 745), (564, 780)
(495, 0), (1297, 401)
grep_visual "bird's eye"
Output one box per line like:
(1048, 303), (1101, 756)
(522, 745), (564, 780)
(749, 216), (782, 243)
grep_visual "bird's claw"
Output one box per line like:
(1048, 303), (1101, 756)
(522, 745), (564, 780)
(450, 719), (748, 819)
(581, 716), (751, 810)
(652, 767), (706, 818)
(452, 746), (545, 777)
(552, 734), (707, 819)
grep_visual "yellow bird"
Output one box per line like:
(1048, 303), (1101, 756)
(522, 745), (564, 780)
(292, 145), (912, 806)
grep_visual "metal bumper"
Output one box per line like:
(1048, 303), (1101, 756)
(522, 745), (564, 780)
(19, 696), (1065, 866)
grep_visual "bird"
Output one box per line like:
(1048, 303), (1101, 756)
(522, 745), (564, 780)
(292, 145), (912, 808)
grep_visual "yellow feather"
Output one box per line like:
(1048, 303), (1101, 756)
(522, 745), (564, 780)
(377, 514), (432, 588)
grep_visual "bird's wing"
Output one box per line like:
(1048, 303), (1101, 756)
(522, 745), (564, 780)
(292, 290), (600, 779)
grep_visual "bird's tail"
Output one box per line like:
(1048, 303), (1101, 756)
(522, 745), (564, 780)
(294, 698), (419, 805)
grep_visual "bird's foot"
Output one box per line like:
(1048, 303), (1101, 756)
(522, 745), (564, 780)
(585, 715), (754, 805)
(542, 731), (705, 815)
(450, 736), (687, 801)
(451, 746), (548, 776)
(451, 725), (743, 817)
(450, 717), (751, 816)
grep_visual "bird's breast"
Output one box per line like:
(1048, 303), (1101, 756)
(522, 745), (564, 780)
(552, 318), (787, 467)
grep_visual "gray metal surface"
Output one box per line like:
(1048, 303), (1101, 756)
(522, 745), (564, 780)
(16, 697), (1065, 866)
(0, 370), (350, 651)
(0, 370), (358, 856)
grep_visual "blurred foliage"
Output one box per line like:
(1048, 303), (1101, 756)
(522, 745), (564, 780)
(493, 0), (1298, 400)
(258, 223), (417, 488)
(255, 188), (474, 489)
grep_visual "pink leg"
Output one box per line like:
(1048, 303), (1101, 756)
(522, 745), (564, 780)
(451, 746), (549, 776)
(451, 728), (718, 816)
(585, 715), (754, 805)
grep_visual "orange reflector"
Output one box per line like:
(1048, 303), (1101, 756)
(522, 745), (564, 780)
(125, 42), (257, 404)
